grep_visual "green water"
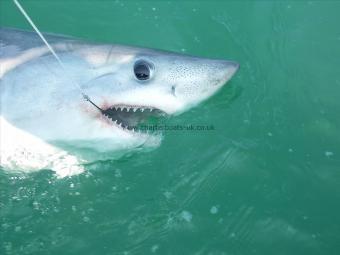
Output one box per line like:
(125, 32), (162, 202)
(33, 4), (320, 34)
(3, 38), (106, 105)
(1, 0), (340, 254)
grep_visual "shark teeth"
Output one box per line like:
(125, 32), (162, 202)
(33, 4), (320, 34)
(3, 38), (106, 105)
(102, 104), (166, 135)
(108, 105), (156, 113)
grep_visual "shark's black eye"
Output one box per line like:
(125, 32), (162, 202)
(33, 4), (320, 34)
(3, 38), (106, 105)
(134, 60), (152, 81)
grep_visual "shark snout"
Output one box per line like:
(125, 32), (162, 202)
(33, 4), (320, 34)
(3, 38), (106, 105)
(219, 60), (239, 84)
(228, 60), (240, 74)
(203, 59), (239, 90)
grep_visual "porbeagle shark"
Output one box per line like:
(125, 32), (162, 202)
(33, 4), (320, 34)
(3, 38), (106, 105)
(0, 28), (239, 177)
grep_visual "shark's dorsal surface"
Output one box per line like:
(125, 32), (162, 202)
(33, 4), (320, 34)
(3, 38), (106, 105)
(0, 27), (239, 177)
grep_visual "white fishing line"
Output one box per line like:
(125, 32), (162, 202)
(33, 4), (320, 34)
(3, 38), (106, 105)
(13, 0), (96, 104)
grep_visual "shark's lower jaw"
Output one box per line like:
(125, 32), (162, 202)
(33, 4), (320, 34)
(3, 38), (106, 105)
(101, 105), (167, 133)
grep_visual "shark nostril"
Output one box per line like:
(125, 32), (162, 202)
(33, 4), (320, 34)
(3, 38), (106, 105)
(171, 85), (176, 97)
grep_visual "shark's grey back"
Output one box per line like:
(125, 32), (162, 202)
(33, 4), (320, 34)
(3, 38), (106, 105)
(0, 27), (79, 59)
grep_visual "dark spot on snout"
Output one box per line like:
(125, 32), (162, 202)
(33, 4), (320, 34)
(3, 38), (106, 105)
(171, 85), (176, 97)
(212, 78), (222, 86)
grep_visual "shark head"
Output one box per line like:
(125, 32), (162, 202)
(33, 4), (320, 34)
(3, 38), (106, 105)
(83, 46), (239, 114)
(75, 45), (239, 150)
(1, 39), (238, 159)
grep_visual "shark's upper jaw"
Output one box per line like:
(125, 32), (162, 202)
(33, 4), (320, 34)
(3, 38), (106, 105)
(101, 104), (167, 133)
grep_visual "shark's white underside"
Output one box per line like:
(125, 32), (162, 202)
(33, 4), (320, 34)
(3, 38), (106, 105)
(1, 116), (85, 177)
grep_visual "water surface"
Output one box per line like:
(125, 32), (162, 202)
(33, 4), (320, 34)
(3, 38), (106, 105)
(1, 1), (340, 254)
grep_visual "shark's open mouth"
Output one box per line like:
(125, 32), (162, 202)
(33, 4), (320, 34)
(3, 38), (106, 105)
(101, 105), (167, 132)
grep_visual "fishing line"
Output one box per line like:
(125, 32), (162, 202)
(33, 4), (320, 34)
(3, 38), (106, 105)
(13, 0), (103, 111)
